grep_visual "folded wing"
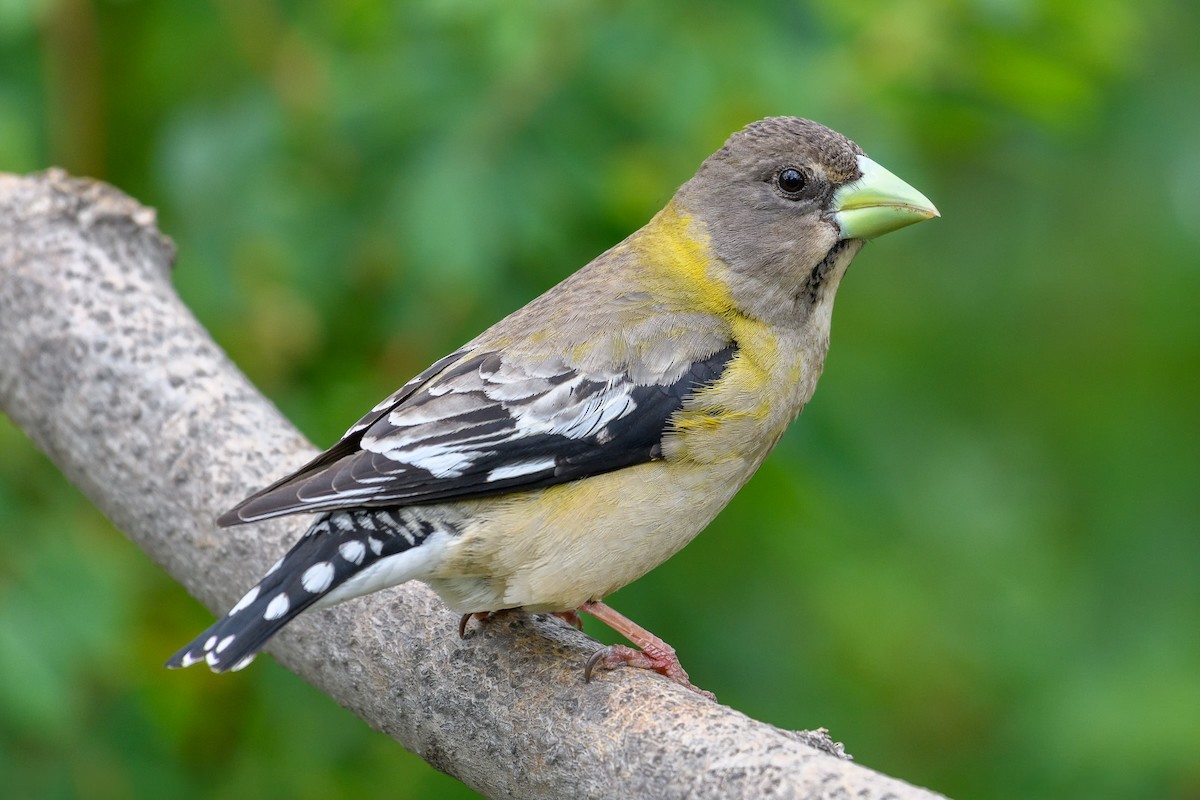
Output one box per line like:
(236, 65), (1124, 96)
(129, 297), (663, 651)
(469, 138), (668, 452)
(220, 345), (735, 524)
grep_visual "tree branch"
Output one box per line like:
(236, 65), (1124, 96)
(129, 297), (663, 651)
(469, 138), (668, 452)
(0, 170), (946, 800)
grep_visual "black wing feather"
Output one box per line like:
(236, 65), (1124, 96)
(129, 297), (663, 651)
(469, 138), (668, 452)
(217, 350), (466, 526)
(222, 345), (736, 523)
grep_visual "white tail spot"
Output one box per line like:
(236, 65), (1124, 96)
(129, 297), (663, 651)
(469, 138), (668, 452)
(264, 593), (290, 620)
(301, 562), (335, 594)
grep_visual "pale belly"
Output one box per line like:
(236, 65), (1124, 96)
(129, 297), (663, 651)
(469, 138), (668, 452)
(426, 457), (755, 613)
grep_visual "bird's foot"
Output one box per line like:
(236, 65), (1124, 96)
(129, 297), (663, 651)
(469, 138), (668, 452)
(578, 600), (715, 700)
(584, 642), (715, 700)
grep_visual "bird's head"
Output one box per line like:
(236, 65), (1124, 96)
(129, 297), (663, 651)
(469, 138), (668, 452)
(674, 116), (939, 326)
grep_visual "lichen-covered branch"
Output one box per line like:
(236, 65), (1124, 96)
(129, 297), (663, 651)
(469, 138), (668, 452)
(0, 170), (946, 800)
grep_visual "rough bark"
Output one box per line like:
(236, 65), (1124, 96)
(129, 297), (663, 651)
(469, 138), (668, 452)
(0, 169), (947, 800)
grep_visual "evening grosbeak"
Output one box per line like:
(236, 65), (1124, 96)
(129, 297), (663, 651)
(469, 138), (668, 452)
(167, 117), (938, 695)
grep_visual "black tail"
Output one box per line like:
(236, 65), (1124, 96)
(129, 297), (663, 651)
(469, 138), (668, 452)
(166, 507), (448, 672)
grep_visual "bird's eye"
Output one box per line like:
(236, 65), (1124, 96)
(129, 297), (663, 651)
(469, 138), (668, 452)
(776, 167), (806, 196)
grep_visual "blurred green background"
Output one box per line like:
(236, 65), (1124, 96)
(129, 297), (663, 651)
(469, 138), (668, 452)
(2, 1), (1198, 798)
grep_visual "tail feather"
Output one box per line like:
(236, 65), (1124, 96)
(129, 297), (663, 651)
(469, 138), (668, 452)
(166, 507), (453, 672)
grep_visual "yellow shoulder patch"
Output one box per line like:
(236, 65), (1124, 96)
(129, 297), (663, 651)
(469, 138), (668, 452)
(632, 202), (736, 317)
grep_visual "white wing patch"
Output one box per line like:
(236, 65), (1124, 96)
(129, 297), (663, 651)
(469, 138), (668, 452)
(365, 360), (643, 484)
(380, 443), (473, 479)
(534, 382), (636, 439)
(486, 458), (558, 482)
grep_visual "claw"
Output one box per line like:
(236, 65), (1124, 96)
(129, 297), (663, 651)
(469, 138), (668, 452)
(583, 647), (607, 683)
(458, 611), (494, 639)
(459, 602), (715, 700)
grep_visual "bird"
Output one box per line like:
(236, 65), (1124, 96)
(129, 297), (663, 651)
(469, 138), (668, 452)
(166, 116), (938, 695)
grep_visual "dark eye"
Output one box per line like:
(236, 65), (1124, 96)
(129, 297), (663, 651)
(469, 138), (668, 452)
(776, 167), (807, 197)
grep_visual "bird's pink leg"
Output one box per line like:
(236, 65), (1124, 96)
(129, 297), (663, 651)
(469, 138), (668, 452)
(579, 600), (714, 700)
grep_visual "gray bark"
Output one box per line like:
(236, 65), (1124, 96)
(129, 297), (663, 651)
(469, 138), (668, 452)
(0, 169), (948, 800)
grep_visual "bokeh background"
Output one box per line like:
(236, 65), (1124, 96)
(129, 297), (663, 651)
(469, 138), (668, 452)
(2, 1), (1197, 798)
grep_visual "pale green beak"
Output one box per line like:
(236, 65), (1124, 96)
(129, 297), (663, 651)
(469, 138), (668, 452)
(833, 155), (939, 241)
